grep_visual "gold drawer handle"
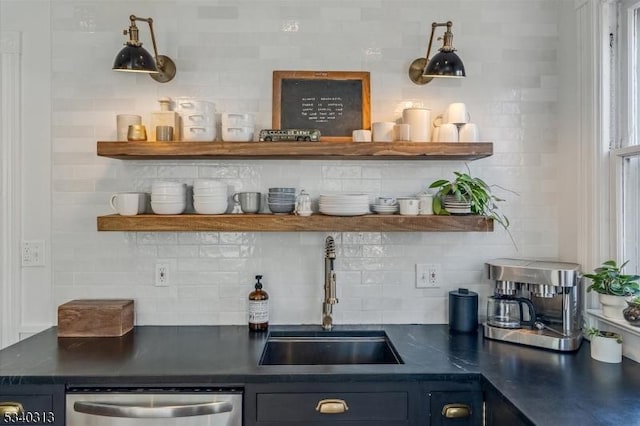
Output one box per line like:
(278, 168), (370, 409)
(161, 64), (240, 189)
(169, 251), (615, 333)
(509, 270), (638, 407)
(442, 403), (471, 419)
(0, 402), (24, 416)
(315, 399), (349, 414)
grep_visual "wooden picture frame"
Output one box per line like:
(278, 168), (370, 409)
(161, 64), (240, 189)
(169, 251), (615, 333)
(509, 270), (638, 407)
(272, 71), (371, 142)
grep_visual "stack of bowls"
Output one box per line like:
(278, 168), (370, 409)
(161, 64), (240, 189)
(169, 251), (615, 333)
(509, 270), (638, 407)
(193, 179), (228, 214)
(221, 113), (255, 142)
(151, 181), (187, 215)
(268, 187), (296, 214)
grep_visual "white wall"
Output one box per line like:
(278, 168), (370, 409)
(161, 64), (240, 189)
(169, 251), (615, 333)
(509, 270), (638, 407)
(2, 0), (579, 331)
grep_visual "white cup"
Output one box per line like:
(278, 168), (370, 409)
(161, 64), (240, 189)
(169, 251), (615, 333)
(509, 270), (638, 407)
(372, 122), (395, 142)
(418, 194), (433, 215)
(459, 123), (479, 142)
(352, 129), (372, 142)
(397, 198), (419, 215)
(446, 103), (470, 125)
(437, 123), (459, 142)
(110, 192), (145, 216)
(402, 108), (431, 142)
(376, 197), (397, 206)
(116, 114), (142, 141)
(394, 124), (411, 141)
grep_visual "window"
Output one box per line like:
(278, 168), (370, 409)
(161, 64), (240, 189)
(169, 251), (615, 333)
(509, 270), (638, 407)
(613, 1), (640, 275)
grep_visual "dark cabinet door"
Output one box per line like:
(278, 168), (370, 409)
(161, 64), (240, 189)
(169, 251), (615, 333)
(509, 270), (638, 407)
(483, 386), (534, 426)
(429, 391), (483, 426)
(0, 385), (65, 426)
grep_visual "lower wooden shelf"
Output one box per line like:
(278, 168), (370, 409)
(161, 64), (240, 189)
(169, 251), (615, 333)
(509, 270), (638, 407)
(97, 214), (494, 232)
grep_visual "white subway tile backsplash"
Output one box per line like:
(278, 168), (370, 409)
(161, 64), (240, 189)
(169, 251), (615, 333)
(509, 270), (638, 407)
(49, 0), (571, 326)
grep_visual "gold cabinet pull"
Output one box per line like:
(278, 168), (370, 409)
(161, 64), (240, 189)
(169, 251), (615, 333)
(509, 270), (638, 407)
(315, 399), (349, 414)
(442, 403), (471, 418)
(0, 402), (24, 416)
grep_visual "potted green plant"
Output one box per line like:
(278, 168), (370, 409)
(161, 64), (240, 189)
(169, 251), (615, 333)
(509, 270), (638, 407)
(428, 167), (516, 245)
(584, 260), (640, 319)
(586, 327), (622, 363)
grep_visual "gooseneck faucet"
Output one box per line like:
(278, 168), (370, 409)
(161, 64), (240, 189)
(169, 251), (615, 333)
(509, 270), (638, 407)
(322, 236), (338, 330)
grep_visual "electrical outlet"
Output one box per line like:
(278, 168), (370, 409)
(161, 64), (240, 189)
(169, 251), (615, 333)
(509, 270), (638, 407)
(416, 263), (440, 288)
(22, 240), (45, 267)
(155, 264), (170, 287)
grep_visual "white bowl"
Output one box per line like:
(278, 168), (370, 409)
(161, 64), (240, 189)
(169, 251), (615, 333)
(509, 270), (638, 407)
(222, 126), (254, 142)
(151, 202), (186, 215)
(151, 195), (186, 202)
(175, 98), (216, 114)
(221, 112), (255, 127)
(193, 188), (228, 196)
(152, 181), (186, 189)
(193, 197), (228, 203)
(183, 125), (216, 142)
(193, 179), (227, 189)
(194, 201), (228, 214)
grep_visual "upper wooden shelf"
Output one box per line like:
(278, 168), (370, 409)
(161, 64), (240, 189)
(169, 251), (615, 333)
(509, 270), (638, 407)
(97, 214), (494, 233)
(96, 141), (493, 161)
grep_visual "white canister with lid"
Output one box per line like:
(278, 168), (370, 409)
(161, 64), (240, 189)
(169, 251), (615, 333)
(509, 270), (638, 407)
(402, 108), (431, 142)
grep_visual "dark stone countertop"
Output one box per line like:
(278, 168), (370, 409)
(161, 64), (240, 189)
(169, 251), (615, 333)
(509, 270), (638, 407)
(1, 324), (639, 425)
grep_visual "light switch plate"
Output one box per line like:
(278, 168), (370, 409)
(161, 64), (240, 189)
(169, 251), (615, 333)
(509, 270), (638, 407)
(22, 240), (45, 267)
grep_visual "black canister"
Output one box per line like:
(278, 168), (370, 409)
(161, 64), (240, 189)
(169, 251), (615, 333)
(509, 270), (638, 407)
(449, 288), (478, 333)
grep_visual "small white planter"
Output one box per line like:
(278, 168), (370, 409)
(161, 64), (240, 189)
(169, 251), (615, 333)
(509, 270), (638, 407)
(590, 332), (622, 363)
(599, 294), (627, 320)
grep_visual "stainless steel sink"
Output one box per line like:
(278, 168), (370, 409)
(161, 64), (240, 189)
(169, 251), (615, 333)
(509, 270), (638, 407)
(258, 330), (403, 365)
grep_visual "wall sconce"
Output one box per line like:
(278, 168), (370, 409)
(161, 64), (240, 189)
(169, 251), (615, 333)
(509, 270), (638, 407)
(408, 21), (466, 85)
(112, 15), (176, 83)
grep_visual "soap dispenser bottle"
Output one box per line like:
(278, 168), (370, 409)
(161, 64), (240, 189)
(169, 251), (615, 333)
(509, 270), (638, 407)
(248, 275), (269, 331)
(150, 97), (180, 141)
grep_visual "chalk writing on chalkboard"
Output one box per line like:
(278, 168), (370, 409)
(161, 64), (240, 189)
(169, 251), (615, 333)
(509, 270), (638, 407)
(273, 71), (371, 142)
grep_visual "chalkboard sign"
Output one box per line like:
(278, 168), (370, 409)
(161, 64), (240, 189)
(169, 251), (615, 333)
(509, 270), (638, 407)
(272, 71), (371, 142)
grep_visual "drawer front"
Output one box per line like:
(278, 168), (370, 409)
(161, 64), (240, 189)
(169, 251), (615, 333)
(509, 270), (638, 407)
(0, 385), (64, 426)
(257, 391), (408, 422)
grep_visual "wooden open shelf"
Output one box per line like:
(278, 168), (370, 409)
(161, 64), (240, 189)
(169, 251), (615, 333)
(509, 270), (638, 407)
(97, 214), (494, 232)
(96, 141), (493, 160)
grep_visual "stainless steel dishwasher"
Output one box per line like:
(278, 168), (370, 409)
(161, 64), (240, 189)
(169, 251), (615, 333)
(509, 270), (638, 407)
(66, 387), (242, 426)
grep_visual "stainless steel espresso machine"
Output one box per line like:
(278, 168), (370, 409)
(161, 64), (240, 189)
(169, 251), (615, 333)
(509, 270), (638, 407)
(483, 258), (582, 351)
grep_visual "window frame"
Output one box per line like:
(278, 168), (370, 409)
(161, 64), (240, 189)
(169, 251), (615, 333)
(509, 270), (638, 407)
(612, 0), (640, 270)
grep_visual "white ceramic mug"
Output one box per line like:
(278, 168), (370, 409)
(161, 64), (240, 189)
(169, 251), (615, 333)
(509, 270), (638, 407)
(394, 124), (411, 141)
(446, 102), (470, 125)
(116, 114), (142, 141)
(397, 198), (419, 215)
(437, 123), (459, 142)
(352, 129), (372, 142)
(402, 108), (431, 142)
(458, 123), (479, 142)
(372, 122), (395, 142)
(110, 192), (145, 216)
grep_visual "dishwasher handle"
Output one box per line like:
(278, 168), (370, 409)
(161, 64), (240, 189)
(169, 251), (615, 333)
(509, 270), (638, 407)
(73, 400), (233, 418)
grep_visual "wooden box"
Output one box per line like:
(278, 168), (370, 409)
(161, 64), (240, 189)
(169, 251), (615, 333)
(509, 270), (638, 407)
(57, 299), (134, 337)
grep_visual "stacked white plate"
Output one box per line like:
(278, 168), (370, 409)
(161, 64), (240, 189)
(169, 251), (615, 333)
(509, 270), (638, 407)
(319, 194), (370, 216)
(193, 179), (228, 214)
(371, 203), (399, 215)
(151, 181), (187, 215)
(443, 195), (472, 214)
